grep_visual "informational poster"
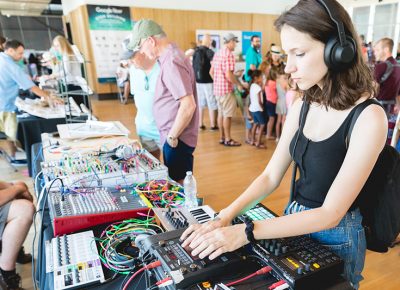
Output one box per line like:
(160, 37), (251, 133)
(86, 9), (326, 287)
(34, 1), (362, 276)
(196, 30), (242, 56)
(242, 31), (262, 60)
(87, 5), (132, 83)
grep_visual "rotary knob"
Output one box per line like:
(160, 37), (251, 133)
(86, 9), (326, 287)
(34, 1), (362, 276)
(189, 263), (197, 272)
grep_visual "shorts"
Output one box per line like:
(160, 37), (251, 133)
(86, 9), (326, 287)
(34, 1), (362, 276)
(163, 139), (195, 181)
(215, 93), (236, 118)
(139, 136), (161, 153)
(250, 111), (266, 125)
(245, 117), (253, 130)
(285, 200), (366, 289)
(265, 101), (277, 118)
(0, 112), (17, 141)
(0, 202), (11, 238)
(196, 83), (217, 110)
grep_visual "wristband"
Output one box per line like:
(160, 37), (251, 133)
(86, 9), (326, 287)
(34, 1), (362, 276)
(244, 218), (256, 244)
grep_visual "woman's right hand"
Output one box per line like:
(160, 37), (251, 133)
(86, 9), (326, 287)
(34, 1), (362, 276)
(180, 215), (231, 248)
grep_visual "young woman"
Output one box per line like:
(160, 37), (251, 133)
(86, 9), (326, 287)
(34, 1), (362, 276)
(181, 1), (387, 288)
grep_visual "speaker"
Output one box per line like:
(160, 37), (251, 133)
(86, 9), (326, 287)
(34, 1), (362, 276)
(317, 0), (356, 71)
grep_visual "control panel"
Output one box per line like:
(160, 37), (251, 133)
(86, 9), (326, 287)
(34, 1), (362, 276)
(137, 228), (244, 290)
(236, 204), (344, 290)
(48, 230), (105, 290)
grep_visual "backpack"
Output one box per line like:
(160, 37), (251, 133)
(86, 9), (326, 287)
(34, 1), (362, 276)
(192, 46), (213, 83)
(379, 60), (400, 84)
(347, 99), (400, 253)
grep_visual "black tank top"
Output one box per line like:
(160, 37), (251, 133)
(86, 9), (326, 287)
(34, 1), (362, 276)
(289, 102), (366, 208)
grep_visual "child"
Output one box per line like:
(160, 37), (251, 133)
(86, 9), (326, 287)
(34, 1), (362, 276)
(275, 66), (289, 142)
(264, 65), (280, 140)
(248, 69), (266, 148)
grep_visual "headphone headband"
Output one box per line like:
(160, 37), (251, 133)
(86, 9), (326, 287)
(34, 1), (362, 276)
(316, 0), (347, 46)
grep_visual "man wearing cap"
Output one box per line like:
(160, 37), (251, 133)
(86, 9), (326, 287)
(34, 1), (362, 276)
(210, 33), (242, 146)
(128, 19), (199, 184)
(244, 35), (262, 83)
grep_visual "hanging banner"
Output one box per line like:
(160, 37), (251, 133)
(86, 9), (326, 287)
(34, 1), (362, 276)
(87, 5), (132, 83)
(242, 31), (262, 60)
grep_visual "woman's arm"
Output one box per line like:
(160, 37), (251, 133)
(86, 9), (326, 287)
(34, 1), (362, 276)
(181, 99), (303, 246)
(258, 90), (263, 110)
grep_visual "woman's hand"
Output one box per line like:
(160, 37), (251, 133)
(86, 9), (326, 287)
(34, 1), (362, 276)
(181, 217), (228, 248)
(184, 223), (248, 260)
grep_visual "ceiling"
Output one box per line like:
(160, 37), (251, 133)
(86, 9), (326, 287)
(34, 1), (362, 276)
(0, 0), (62, 17)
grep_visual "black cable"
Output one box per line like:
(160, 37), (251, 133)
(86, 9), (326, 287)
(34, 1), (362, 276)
(32, 178), (64, 290)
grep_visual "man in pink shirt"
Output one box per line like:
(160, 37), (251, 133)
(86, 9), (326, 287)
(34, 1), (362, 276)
(128, 19), (199, 183)
(210, 33), (243, 146)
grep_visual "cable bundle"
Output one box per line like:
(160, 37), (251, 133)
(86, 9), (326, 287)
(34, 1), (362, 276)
(133, 180), (185, 208)
(95, 216), (163, 274)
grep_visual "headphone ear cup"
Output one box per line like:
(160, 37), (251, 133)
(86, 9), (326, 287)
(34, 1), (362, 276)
(324, 36), (356, 71)
(324, 36), (338, 69)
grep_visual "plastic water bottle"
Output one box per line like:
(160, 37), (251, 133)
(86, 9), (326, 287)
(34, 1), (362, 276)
(184, 171), (198, 208)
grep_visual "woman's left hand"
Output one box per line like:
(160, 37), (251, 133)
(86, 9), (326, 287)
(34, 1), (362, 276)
(188, 223), (248, 260)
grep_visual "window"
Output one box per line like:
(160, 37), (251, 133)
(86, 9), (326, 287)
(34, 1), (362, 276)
(372, 3), (398, 42)
(0, 15), (64, 51)
(353, 6), (370, 39)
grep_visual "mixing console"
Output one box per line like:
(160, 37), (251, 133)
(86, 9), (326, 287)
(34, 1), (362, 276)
(48, 187), (152, 235)
(47, 230), (105, 290)
(41, 148), (168, 187)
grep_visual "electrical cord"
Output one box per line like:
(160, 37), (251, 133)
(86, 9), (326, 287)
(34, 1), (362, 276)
(225, 266), (272, 287)
(32, 177), (63, 290)
(122, 261), (161, 290)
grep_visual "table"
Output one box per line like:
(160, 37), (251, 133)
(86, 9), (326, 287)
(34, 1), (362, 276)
(17, 114), (65, 176)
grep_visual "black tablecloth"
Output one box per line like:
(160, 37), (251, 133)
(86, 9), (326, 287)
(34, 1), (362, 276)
(17, 115), (65, 177)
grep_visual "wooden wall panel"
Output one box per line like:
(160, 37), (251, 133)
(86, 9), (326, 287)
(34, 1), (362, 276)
(69, 6), (282, 95)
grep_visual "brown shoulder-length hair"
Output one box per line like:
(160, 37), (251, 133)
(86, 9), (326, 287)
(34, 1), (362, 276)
(274, 0), (376, 110)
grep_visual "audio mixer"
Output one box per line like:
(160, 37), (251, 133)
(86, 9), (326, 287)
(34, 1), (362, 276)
(236, 204), (344, 290)
(153, 205), (216, 231)
(137, 228), (245, 290)
(46, 230), (105, 290)
(41, 148), (168, 187)
(48, 187), (152, 235)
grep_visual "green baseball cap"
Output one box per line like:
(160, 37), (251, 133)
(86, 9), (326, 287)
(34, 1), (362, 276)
(127, 19), (165, 51)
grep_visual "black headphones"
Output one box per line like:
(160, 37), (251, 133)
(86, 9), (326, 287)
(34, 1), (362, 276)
(317, 0), (356, 71)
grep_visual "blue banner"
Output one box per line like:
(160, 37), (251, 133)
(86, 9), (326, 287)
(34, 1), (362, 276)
(242, 31), (262, 59)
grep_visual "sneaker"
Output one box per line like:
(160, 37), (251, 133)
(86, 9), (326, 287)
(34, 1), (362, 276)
(10, 159), (27, 166)
(16, 247), (32, 264)
(0, 272), (23, 290)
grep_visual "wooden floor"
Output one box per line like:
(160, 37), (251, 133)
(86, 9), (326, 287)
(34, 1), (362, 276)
(6, 98), (399, 289)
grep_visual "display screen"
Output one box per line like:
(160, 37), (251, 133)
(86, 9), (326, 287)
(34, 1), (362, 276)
(281, 256), (301, 271)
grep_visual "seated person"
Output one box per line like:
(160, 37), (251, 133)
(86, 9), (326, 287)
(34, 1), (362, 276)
(0, 180), (34, 290)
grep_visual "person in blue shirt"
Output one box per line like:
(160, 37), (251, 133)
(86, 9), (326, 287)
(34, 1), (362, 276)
(244, 35), (262, 82)
(0, 40), (53, 160)
(128, 50), (161, 159)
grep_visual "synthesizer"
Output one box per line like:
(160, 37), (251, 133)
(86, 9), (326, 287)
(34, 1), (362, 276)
(48, 187), (152, 235)
(236, 204), (344, 290)
(137, 228), (245, 290)
(153, 205), (216, 231)
(46, 230), (105, 290)
(41, 147), (168, 187)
